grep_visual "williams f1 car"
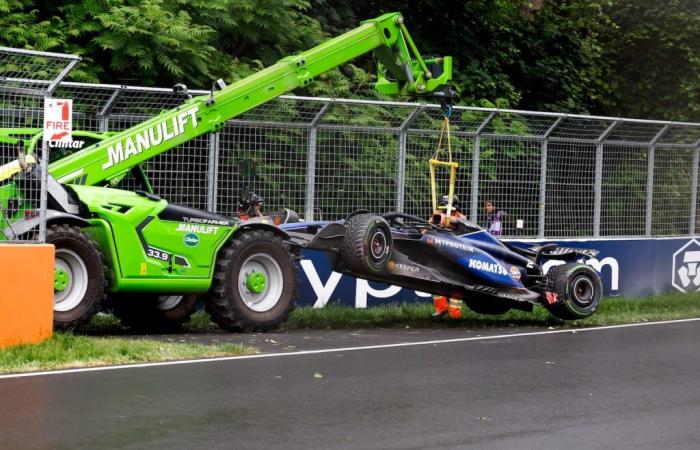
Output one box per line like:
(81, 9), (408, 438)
(285, 211), (603, 320)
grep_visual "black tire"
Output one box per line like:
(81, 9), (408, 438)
(109, 294), (198, 332)
(47, 224), (106, 330)
(464, 298), (511, 315)
(342, 214), (392, 273)
(544, 263), (602, 320)
(204, 230), (297, 332)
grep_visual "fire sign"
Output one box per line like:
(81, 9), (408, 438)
(43, 99), (72, 142)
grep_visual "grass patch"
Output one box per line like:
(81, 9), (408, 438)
(0, 333), (253, 374)
(83, 292), (700, 334)
(284, 292), (700, 329)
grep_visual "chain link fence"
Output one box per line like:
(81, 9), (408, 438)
(2, 47), (700, 240)
(0, 47), (80, 242)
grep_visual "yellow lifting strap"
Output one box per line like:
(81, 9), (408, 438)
(429, 115), (458, 216)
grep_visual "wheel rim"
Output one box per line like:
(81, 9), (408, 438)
(237, 253), (284, 312)
(369, 230), (387, 261)
(155, 295), (184, 311)
(54, 248), (88, 312)
(571, 276), (595, 307)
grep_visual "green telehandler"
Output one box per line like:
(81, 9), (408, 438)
(0, 12), (453, 331)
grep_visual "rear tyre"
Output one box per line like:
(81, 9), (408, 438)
(464, 298), (511, 315)
(544, 263), (602, 320)
(109, 294), (198, 332)
(204, 230), (297, 332)
(342, 214), (392, 273)
(47, 224), (106, 330)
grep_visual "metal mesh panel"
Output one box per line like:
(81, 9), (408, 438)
(607, 122), (665, 144)
(657, 125), (700, 146)
(315, 129), (398, 220)
(652, 147), (693, 236)
(217, 123), (308, 216)
(235, 97), (326, 124)
(107, 116), (211, 210)
(478, 137), (541, 237)
(320, 101), (413, 129)
(0, 134), (44, 242)
(550, 117), (614, 141)
(600, 145), (648, 236)
(412, 107), (492, 134)
(545, 142), (596, 237)
(52, 84), (117, 132)
(483, 112), (558, 138)
(0, 48), (80, 242)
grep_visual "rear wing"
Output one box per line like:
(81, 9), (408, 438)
(530, 244), (599, 263)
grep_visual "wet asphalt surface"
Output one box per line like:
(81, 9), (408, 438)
(2, 321), (700, 450)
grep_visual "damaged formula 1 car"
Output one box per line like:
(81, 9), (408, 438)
(285, 211), (603, 320)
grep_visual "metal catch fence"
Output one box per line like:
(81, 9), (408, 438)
(2, 46), (700, 241)
(0, 47), (80, 242)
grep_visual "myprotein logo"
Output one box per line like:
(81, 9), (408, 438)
(102, 105), (199, 169)
(672, 239), (700, 293)
(427, 236), (474, 253)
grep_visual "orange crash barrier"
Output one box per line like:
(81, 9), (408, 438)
(0, 244), (54, 348)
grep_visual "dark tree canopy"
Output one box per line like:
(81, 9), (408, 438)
(0, 0), (698, 120)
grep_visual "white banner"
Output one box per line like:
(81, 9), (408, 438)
(43, 98), (72, 142)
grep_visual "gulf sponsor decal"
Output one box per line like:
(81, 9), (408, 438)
(510, 266), (521, 280)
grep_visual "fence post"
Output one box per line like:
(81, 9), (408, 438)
(539, 117), (563, 238)
(646, 124), (669, 236)
(207, 132), (220, 213)
(97, 87), (123, 132)
(593, 120), (619, 237)
(305, 102), (330, 221)
(690, 142), (700, 234)
(396, 107), (423, 212)
(470, 112), (496, 223)
(40, 58), (80, 242)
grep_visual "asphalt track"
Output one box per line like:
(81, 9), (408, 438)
(2, 320), (700, 450)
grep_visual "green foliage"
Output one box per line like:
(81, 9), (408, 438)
(2, 1), (698, 120)
(602, 0), (700, 121)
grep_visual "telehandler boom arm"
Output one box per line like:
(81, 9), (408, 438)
(48, 12), (452, 186)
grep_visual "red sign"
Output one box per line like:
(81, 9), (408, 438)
(43, 99), (73, 142)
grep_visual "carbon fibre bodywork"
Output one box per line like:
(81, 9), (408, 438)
(284, 212), (599, 310)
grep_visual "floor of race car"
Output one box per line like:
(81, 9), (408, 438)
(2, 320), (700, 449)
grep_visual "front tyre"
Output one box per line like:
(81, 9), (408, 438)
(342, 214), (392, 273)
(544, 263), (602, 320)
(204, 230), (297, 332)
(47, 224), (106, 330)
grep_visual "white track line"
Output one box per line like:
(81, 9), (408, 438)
(2, 317), (700, 380)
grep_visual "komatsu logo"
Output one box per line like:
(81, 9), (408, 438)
(102, 105), (199, 170)
(468, 259), (508, 276)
